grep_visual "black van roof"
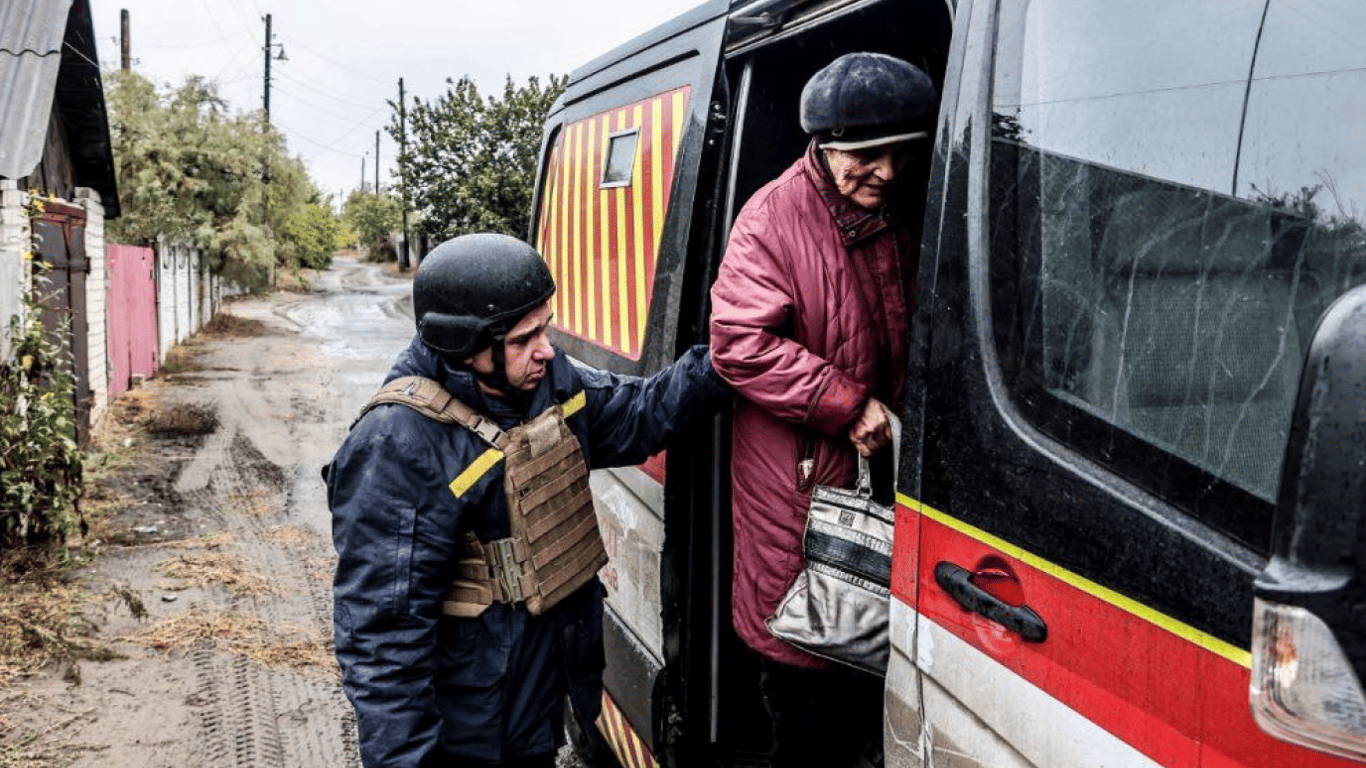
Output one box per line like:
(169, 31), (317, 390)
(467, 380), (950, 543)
(564, 0), (729, 89)
(560, 0), (862, 103)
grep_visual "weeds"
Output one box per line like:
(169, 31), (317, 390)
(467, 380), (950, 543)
(198, 311), (268, 339)
(134, 612), (329, 668)
(140, 402), (218, 437)
(0, 550), (119, 687)
(155, 551), (269, 596)
(1, 265), (85, 550)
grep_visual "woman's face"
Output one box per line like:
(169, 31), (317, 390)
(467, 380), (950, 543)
(823, 141), (916, 210)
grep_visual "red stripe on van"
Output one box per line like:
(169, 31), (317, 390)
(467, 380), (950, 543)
(895, 503), (1359, 767)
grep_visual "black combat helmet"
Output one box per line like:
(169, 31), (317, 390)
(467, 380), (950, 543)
(799, 52), (938, 150)
(413, 233), (555, 359)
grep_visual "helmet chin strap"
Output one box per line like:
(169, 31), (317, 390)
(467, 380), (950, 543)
(471, 329), (534, 412)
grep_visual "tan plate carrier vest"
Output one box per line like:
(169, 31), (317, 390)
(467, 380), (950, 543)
(361, 376), (608, 617)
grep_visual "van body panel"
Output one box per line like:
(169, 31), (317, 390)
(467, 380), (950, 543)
(893, 0), (1366, 765)
(536, 86), (691, 363)
(591, 467), (666, 658)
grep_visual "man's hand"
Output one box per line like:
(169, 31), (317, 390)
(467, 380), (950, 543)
(848, 398), (892, 457)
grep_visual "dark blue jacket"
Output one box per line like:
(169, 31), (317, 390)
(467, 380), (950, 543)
(327, 337), (726, 767)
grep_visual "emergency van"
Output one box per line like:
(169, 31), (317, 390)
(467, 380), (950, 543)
(530, 0), (1366, 766)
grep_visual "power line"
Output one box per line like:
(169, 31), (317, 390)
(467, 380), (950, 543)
(276, 69), (382, 110)
(285, 37), (393, 87)
(273, 82), (369, 121)
(279, 104), (389, 158)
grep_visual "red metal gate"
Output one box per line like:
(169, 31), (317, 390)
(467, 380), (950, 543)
(106, 244), (157, 401)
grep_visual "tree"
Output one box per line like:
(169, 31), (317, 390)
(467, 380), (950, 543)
(284, 199), (346, 270)
(105, 71), (333, 289)
(393, 73), (566, 243)
(342, 190), (402, 255)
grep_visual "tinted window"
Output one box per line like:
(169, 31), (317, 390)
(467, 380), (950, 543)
(990, 0), (1366, 548)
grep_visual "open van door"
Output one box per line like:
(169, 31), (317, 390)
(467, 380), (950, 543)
(529, 3), (731, 766)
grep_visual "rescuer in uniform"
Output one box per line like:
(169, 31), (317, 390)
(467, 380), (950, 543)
(709, 53), (938, 768)
(326, 233), (727, 768)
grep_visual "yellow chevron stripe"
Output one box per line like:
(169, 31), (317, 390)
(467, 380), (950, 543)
(449, 449), (504, 498)
(596, 691), (657, 768)
(898, 492), (1252, 668)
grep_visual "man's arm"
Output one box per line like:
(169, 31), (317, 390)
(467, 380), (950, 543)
(328, 411), (456, 768)
(574, 346), (730, 469)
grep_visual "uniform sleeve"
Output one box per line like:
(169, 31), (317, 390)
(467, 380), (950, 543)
(708, 202), (869, 436)
(575, 345), (730, 469)
(327, 409), (464, 768)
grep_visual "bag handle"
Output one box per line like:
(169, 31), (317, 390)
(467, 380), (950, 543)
(855, 454), (873, 499)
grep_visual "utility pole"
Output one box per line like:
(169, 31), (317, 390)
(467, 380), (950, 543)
(120, 9), (130, 71)
(398, 77), (410, 270)
(374, 130), (380, 195)
(361, 155), (366, 193)
(263, 13), (272, 122)
(262, 15), (286, 123)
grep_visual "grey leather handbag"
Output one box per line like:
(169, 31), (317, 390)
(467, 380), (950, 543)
(767, 455), (893, 675)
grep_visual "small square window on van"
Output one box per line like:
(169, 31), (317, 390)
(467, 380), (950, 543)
(601, 129), (639, 187)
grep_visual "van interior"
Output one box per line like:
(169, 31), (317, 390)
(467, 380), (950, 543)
(687, 1), (954, 764)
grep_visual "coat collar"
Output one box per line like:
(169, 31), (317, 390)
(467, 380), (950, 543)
(799, 140), (893, 248)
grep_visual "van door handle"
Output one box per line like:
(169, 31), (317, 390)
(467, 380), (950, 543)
(934, 562), (1048, 642)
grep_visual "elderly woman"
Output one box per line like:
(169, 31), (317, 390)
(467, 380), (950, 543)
(709, 52), (938, 768)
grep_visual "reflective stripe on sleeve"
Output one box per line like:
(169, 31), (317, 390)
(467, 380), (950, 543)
(562, 390), (586, 418)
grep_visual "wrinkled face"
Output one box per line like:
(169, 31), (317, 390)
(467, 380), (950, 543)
(822, 141), (916, 210)
(466, 301), (555, 394)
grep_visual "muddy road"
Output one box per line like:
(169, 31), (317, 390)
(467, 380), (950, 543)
(1, 256), (586, 767)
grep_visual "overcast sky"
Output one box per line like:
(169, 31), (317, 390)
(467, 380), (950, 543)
(85, 0), (706, 208)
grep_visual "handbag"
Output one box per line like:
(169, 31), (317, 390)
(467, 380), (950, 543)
(767, 454), (894, 675)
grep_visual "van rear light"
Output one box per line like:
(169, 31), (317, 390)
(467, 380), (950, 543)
(1251, 598), (1366, 761)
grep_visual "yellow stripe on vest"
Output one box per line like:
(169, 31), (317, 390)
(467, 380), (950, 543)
(449, 448), (505, 498)
(563, 391), (586, 418)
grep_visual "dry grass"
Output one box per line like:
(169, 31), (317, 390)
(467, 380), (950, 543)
(133, 612), (330, 668)
(155, 345), (205, 376)
(261, 525), (310, 548)
(154, 551), (269, 596)
(140, 401), (218, 437)
(0, 552), (120, 689)
(198, 311), (268, 339)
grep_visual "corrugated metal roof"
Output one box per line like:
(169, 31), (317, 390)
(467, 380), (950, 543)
(0, 0), (74, 180)
(0, 0), (119, 217)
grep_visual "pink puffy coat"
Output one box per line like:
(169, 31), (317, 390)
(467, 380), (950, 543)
(710, 142), (915, 667)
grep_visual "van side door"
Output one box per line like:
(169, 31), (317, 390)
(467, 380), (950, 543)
(529, 2), (730, 765)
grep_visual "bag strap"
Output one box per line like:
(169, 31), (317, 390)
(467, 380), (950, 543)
(854, 454), (874, 499)
(359, 376), (508, 450)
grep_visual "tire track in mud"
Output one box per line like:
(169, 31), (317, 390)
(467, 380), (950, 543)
(176, 428), (359, 768)
(162, 261), (408, 768)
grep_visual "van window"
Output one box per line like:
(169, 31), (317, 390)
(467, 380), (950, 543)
(989, 0), (1366, 550)
(602, 129), (639, 187)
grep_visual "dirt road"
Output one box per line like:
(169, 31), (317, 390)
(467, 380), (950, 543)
(1, 256), (586, 767)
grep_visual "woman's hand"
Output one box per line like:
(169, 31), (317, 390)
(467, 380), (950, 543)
(847, 398), (892, 457)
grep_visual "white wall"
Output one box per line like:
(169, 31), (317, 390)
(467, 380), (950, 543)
(76, 187), (108, 426)
(0, 180), (31, 362)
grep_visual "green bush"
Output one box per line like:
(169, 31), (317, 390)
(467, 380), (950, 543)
(1, 267), (84, 550)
